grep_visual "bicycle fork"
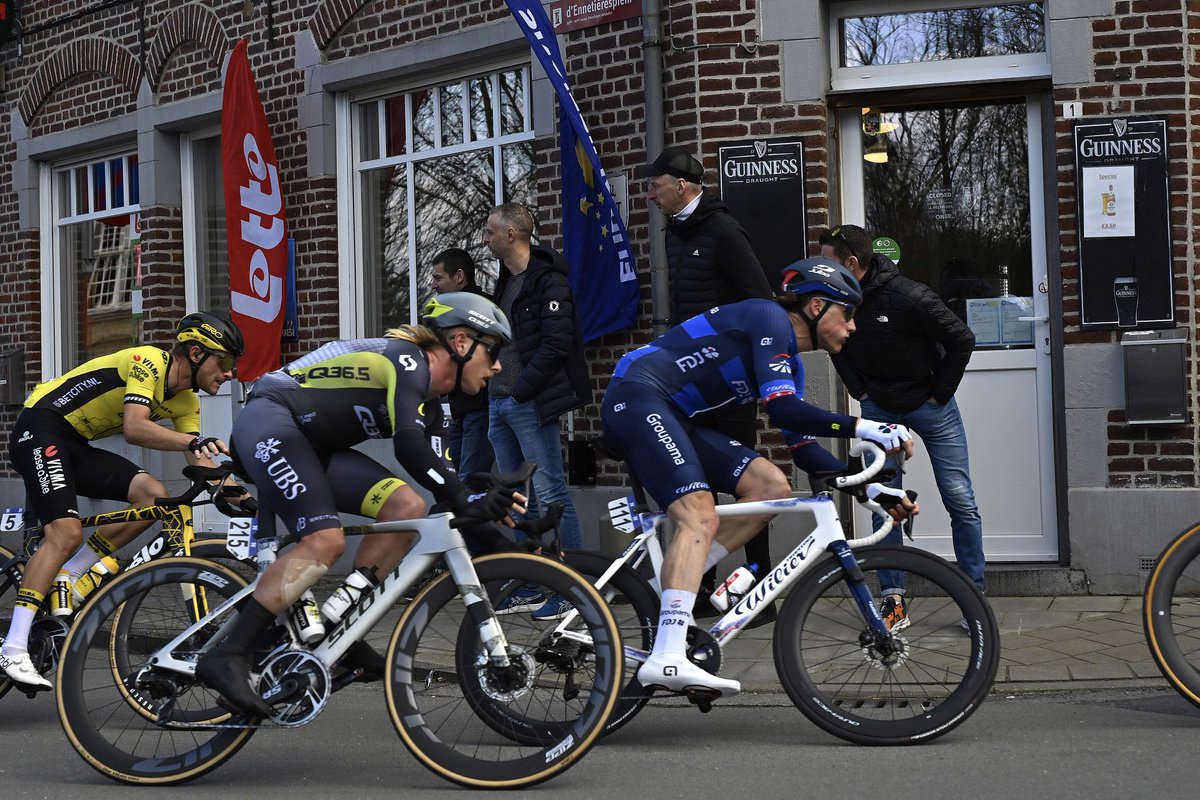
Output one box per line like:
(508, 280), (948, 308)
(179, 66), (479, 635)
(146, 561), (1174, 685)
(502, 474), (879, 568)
(444, 547), (512, 669)
(827, 540), (891, 638)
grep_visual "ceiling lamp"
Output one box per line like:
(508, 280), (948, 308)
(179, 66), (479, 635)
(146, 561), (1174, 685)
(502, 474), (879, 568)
(864, 137), (888, 164)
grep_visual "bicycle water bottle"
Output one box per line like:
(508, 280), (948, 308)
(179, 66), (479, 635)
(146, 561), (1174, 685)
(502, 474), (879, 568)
(50, 570), (73, 617)
(289, 590), (326, 645)
(72, 555), (122, 602)
(321, 566), (379, 624)
(710, 563), (760, 612)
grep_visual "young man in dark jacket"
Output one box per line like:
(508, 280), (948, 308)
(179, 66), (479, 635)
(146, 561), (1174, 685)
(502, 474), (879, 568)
(643, 145), (777, 625)
(483, 202), (588, 620)
(821, 223), (984, 632)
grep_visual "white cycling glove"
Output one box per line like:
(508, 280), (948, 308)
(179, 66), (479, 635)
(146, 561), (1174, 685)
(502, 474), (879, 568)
(854, 419), (912, 451)
(866, 483), (908, 506)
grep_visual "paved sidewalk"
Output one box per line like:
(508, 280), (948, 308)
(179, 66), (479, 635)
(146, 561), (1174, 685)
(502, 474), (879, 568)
(719, 595), (1166, 693)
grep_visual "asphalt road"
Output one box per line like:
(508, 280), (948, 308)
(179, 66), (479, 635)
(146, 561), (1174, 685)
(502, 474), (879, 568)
(3, 685), (1197, 799)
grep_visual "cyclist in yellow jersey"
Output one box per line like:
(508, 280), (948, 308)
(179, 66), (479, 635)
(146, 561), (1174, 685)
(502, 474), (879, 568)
(1, 312), (246, 691)
(195, 293), (526, 717)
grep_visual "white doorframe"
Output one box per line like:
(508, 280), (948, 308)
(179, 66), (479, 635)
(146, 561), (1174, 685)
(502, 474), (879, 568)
(838, 99), (1058, 560)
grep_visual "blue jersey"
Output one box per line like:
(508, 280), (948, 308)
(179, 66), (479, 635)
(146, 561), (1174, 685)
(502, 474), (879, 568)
(610, 299), (856, 454)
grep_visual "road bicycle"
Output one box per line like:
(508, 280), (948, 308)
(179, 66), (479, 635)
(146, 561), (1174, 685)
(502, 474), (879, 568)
(554, 439), (1000, 744)
(0, 464), (251, 701)
(1143, 520), (1200, 707)
(55, 462), (623, 790)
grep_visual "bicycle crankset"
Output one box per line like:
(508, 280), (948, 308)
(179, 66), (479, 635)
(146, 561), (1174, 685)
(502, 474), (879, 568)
(256, 649), (331, 727)
(686, 626), (722, 675)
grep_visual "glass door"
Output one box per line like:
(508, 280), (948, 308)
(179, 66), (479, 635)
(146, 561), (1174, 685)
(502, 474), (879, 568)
(840, 97), (1057, 561)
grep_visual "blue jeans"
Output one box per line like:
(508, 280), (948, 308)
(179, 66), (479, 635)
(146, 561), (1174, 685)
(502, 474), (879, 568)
(488, 396), (582, 549)
(861, 396), (985, 594)
(454, 409), (495, 479)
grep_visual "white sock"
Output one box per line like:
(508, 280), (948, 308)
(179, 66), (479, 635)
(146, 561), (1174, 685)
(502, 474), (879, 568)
(652, 589), (696, 656)
(62, 545), (101, 580)
(2, 605), (37, 655)
(702, 541), (730, 573)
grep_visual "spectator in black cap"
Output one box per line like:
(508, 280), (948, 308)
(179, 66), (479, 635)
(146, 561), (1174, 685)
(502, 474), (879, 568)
(639, 145), (777, 627)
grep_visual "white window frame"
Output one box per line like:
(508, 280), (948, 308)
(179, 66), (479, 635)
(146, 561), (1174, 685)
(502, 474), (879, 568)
(830, 0), (1050, 93)
(337, 59), (535, 339)
(40, 149), (140, 377)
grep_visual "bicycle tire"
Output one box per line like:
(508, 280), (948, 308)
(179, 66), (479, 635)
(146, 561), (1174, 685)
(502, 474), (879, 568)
(559, 549), (659, 736)
(774, 545), (998, 745)
(385, 552), (622, 789)
(106, 541), (253, 723)
(57, 557), (255, 784)
(1143, 521), (1200, 708)
(0, 545), (25, 701)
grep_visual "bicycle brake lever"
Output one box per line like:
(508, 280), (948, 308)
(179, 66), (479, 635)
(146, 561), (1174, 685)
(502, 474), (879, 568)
(902, 490), (918, 540)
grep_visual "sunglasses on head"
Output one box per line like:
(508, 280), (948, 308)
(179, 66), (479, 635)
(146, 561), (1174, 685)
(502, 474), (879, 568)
(468, 335), (504, 364)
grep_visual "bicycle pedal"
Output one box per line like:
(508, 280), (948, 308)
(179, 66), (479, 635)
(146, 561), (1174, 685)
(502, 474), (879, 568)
(685, 688), (721, 713)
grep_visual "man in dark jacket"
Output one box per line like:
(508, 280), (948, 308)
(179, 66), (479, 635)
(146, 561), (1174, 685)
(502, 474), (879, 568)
(821, 223), (984, 632)
(483, 202), (588, 620)
(643, 146), (777, 625)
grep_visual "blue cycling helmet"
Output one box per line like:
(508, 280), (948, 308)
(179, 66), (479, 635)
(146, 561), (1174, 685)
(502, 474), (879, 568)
(779, 256), (863, 306)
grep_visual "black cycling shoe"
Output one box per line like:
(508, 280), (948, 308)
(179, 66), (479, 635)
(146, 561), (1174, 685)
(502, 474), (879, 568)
(195, 651), (274, 718)
(341, 640), (386, 681)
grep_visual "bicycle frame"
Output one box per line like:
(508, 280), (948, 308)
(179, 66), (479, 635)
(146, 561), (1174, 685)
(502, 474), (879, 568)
(147, 512), (516, 678)
(571, 493), (895, 664)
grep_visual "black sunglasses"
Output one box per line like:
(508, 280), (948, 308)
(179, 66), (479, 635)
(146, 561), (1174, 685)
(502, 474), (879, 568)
(468, 335), (504, 364)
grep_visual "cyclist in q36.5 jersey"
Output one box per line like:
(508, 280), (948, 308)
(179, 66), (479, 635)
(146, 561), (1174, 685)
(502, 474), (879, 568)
(2, 312), (247, 692)
(601, 257), (919, 698)
(195, 292), (528, 717)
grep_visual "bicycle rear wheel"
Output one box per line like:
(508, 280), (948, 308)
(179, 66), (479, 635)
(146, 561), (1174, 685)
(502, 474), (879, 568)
(774, 545), (998, 745)
(385, 552), (622, 789)
(560, 549), (658, 736)
(1144, 521), (1200, 708)
(0, 545), (25, 701)
(57, 557), (255, 784)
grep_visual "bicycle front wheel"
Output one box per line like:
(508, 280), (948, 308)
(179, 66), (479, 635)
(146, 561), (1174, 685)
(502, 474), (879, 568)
(385, 552), (622, 789)
(0, 544), (25, 702)
(1144, 521), (1200, 708)
(57, 557), (254, 784)
(774, 545), (998, 745)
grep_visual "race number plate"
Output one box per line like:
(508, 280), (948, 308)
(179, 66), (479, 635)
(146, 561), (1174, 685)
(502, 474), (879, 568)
(226, 517), (258, 560)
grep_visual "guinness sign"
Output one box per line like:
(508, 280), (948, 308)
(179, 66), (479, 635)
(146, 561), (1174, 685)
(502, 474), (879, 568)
(718, 137), (807, 288)
(1073, 115), (1172, 329)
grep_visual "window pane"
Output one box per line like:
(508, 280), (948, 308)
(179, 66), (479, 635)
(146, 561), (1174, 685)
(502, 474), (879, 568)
(109, 158), (124, 208)
(73, 166), (88, 215)
(842, 4), (1045, 67)
(67, 217), (137, 363)
(359, 101), (380, 160)
(128, 154), (139, 205)
(414, 150), (496, 303)
(439, 83), (465, 147)
(499, 68), (526, 136)
(469, 76), (494, 142)
(862, 100), (1032, 348)
(361, 165), (410, 333)
(411, 90), (435, 153)
(192, 137), (230, 316)
(386, 96), (411, 156)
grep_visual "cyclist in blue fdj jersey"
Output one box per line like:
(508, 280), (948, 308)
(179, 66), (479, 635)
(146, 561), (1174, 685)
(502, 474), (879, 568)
(601, 257), (919, 697)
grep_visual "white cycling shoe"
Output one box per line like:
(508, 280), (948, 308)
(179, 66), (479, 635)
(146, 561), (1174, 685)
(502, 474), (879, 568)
(637, 653), (741, 698)
(0, 650), (52, 691)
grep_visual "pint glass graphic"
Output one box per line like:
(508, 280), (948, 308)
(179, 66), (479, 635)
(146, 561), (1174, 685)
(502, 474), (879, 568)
(1113, 277), (1139, 328)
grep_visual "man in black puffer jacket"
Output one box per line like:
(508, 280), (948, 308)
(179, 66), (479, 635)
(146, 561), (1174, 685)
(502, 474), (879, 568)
(642, 146), (777, 626)
(483, 202), (588, 621)
(821, 223), (984, 633)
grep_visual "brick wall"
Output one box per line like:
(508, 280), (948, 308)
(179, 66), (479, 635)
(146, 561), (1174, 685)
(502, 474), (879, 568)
(1055, 1), (1197, 487)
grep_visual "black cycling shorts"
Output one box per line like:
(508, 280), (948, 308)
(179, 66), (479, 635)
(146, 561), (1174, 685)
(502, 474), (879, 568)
(8, 408), (146, 524)
(231, 398), (406, 539)
(600, 380), (760, 509)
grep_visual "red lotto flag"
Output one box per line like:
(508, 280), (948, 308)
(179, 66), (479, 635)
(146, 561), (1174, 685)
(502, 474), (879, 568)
(222, 39), (287, 381)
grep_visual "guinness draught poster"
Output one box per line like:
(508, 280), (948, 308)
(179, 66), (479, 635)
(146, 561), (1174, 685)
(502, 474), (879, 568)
(1073, 115), (1172, 329)
(717, 138), (806, 288)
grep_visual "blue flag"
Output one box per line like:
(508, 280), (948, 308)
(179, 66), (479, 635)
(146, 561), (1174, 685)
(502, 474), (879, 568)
(505, 0), (639, 342)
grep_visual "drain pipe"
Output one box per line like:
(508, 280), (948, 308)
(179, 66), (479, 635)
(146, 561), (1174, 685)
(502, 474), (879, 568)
(642, 0), (670, 336)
